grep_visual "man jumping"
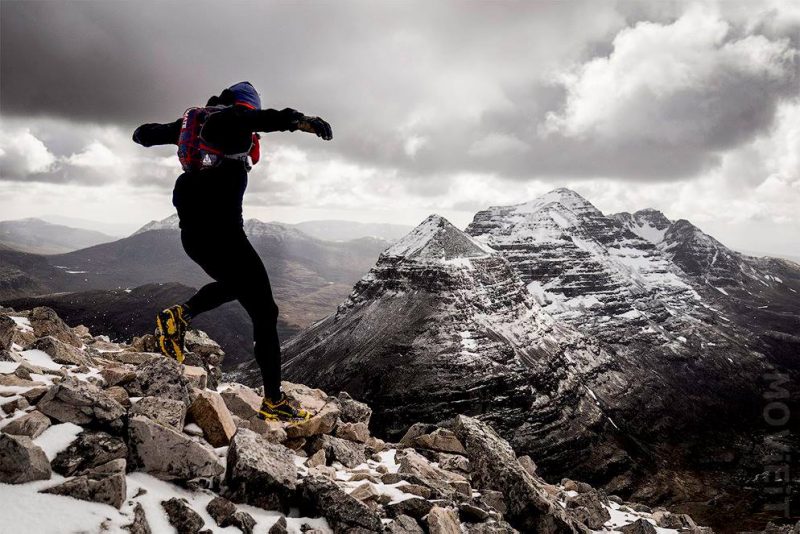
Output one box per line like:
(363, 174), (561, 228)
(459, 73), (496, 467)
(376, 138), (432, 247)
(133, 81), (332, 422)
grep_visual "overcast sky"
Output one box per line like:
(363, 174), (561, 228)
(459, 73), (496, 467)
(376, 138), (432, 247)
(1, 0), (798, 257)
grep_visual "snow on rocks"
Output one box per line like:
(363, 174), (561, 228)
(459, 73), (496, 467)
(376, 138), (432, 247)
(31, 336), (90, 366)
(1, 409), (51, 438)
(0, 306), (722, 534)
(50, 430), (127, 477)
(37, 376), (126, 432)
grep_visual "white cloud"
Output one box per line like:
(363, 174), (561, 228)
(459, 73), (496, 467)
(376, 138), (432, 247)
(66, 141), (120, 168)
(544, 6), (798, 149)
(0, 129), (57, 177)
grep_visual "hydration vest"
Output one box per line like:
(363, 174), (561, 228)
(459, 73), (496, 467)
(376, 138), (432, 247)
(177, 106), (260, 172)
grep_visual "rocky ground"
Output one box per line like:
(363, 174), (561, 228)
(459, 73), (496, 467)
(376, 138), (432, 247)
(3, 306), (788, 534)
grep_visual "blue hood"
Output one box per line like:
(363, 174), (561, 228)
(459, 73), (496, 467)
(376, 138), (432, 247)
(227, 81), (261, 110)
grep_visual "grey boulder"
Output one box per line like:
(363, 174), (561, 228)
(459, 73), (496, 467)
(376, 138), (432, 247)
(51, 430), (127, 476)
(225, 428), (297, 511)
(127, 415), (223, 482)
(1, 410), (52, 438)
(135, 357), (194, 406)
(30, 306), (82, 347)
(0, 433), (51, 483)
(161, 497), (206, 534)
(299, 473), (383, 533)
(40, 471), (126, 508)
(451, 415), (587, 534)
(130, 395), (187, 431)
(37, 377), (126, 431)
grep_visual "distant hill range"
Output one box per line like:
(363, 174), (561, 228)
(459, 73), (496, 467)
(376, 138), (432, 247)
(0, 215), (391, 366)
(0, 218), (117, 254)
(291, 220), (413, 242)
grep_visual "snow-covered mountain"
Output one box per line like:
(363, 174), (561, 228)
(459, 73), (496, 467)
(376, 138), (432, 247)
(236, 189), (800, 529)
(465, 188), (706, 346)
(241, 214), (621, 485)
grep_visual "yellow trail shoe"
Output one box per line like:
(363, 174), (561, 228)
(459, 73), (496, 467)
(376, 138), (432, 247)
(155, 304), (191, 363)
(257, 393), (311, 424)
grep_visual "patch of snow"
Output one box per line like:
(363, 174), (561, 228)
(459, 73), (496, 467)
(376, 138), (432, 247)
(0, 362), (20, 374)
(384, 214), (493, 261)
(0, 474), (127, 534)
(9, 316), (33, 332)
(526, 281), (549, 306)
(375, 449), (401, 474)
(617, 309), (642, 319)
(183, 423), (203, 436)
(459, 331), (478, 351)
(34, 423), (83, 460)
(19, 350), (63, 371)
(127, 472), (329, 534)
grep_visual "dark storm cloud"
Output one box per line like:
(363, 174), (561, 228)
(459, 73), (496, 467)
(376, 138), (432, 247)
(1, 0), (798, 184)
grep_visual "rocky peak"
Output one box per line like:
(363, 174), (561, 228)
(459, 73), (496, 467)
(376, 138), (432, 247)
(383, 214), (494, 262)
(132, 213), (180, 235)
(516, 187), (601, 217)
(611, 208), (672, 245)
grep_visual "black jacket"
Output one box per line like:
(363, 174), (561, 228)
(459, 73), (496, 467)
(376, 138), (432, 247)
(133, 106), (302, 231)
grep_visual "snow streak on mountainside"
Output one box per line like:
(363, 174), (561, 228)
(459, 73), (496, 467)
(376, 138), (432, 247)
(611, 207), (800, 369)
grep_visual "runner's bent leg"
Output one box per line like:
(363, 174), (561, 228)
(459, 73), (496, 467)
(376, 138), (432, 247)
(180, 228), (282, 399)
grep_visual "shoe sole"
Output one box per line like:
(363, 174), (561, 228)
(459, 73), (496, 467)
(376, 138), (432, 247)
(256, 410), (311, 425)
(156, 309), (185, 363)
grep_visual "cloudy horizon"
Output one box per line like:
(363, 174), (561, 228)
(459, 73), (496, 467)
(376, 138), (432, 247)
(1, 0), (798, 257)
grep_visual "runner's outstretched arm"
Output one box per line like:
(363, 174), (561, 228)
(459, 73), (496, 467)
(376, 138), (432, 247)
(239, 108), (333, 140)
(132, 119), (181, 147)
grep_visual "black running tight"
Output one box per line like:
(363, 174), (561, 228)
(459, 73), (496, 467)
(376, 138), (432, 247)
(180, 227), (281, 400)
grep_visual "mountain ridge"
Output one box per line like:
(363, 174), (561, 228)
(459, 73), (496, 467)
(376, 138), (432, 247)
(238, 187), (800, 529)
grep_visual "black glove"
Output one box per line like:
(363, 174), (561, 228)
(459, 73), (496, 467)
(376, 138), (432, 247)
(297, 116), (333, 140)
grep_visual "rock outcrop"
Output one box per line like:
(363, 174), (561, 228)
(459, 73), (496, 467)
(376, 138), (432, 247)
(0, 305), (751, 533)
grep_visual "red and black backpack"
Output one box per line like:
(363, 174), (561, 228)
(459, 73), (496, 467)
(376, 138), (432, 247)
(177, 106), (260, 172)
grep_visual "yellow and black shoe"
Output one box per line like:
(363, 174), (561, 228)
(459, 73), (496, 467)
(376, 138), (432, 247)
(257, 393), (311, 424)
(155, 304), (191, 363)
